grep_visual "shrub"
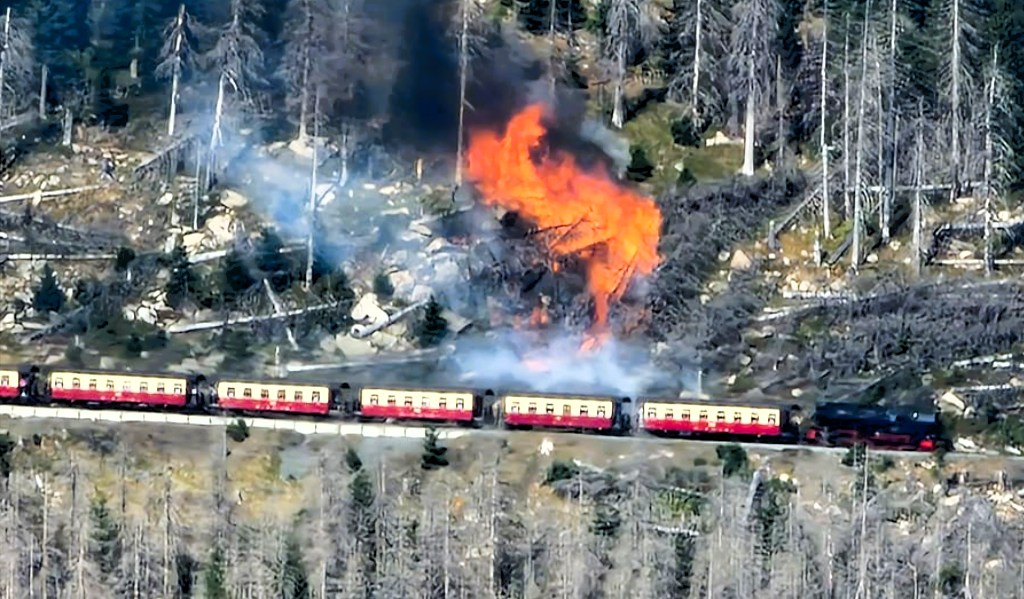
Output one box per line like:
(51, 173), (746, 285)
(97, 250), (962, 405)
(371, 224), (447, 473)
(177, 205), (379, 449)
(544, 459), (580, 484)
(626, 145), (655, 182)
(373, 271), (395, 298)
(414, 297), (449, 347)
(671, 118), (702, 147)
(226, 419), (250, 443)
(716, 443), (748, 478)
(33, 264), (65, 314)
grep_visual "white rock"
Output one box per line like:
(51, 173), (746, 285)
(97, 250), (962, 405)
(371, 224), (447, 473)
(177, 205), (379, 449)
(350, 294), (389, 326)
(379, 185), (399, 195)
(718, 251), (730, 262)
(388, 270), (415, 298)
(220, 189), (248, 208)
(866, 253), (879, 263)
(426, 237), (451, 254)
(411, 285), (434, 303)
(182, 232), (204, 253)
(730, 250), (752, 270)
(738, 354), (752, 366)
(287, 138), (315, 159)
(136, 305), (158, 325)
(335, 334), (377, 358)
(204, 213), (235, 245)
(157, 192), (175, 206)
(47, 175), (60, 187)
(958, 250), (973, 259)
(791, 388), (803, 397)
(798, 280), (811, 292)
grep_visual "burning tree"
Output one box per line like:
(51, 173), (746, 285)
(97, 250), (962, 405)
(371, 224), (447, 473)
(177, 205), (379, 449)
(465, 104), (662, 344)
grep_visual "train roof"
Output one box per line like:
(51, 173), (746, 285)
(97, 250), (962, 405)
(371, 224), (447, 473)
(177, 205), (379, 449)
(43, 367), (196, 380)
(638, 396), (794, 409)
(500, 391), (627, 400)
(215, 377), (336, 388)
(359, 385), (484, 395)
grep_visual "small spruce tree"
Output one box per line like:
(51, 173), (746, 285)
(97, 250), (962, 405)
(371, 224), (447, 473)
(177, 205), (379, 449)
(414, 296), (449, 347)
(421, 427), (450, 470)
(0, 432), (14, 479)
(89, 494), (122, 577)
(372, 271), (394, 298)
(165, 244), (199, 309)
(204, 545), (228, 599)
(33, 264), (66, 314)
(626, 145), (655, 182)
(716, 443), (749, 478)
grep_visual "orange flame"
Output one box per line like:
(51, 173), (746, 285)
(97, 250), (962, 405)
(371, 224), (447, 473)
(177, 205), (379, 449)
(466, 104), (663, 342)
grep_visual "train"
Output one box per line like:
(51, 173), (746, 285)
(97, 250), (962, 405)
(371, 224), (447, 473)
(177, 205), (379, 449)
(0, 365), (944, 452)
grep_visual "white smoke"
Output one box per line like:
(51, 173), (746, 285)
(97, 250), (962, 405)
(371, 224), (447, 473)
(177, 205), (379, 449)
(578, 120), (631, 178)
(448, 329), (675, 398)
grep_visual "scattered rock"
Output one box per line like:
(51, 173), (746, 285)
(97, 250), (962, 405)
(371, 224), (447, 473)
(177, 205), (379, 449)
(730, 250), (752, 270)
(334, 334), (377, 358)
(204, 213), (235, 246)
(738, 354), (752, 366)
(866, 253), (879, 263)
(426, 237), (452, 254)
(440, 309), (472, 335)
(938, 391), (966, 414)
(388, 270), (415, 299)
(350, 294), (389, 326)
(220, 189), (248, 208)
(182, 232), (205, 253)
(157, 192), (175, 206)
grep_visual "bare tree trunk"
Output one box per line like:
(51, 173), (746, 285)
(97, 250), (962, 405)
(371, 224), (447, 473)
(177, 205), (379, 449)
(882, 0), (898, 242)
(820, 1), (830, 238)
(982, 47), (997, 275)
(611, 39), (626, 128)
(949, 0), (961, 201)
(305, 87), (320, 291)
(168, 4), (185, 137)
(454, 0), (469, 186)
(298, 0), (310, 142)
(691, 0), (703, 118)
(913, 103), (924, 277)
(62, 107), (71, 147)
(210, 72), (226, 154)
(843, 15), (851, 217)
(851, 0), (872, 270)
(39, 65), (48, 119)
(740, 64), (756, 176)
(775, 55), (785, 168)
(0, 7), (11, 123)
(548, 0), (557, 98)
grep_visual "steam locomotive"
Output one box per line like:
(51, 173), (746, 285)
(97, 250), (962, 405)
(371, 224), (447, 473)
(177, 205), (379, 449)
(0, 365), (944, 452)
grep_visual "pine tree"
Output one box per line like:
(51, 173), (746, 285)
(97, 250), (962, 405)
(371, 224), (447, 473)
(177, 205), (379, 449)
(33, 263), (65, 314)
(0, 432), (13, 479)
(414, 296), (449, 347)
(420, 427), (450, 470)
(89, 493), (122, 578)
(165, 244), (199, 309)
(280, 533), (310, 599)
(347, 449), (376, 593)
(203, 545), (228, 599)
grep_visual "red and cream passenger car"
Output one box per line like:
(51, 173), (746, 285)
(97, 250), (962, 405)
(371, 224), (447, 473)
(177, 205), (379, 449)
(358, 387), (476, 423)
(215, 380), (332, 416)
(501, 394), (616, 430)
(48, 370), (190, 407)
(0, 369), (21, 398)
(639, 400), (785, 438)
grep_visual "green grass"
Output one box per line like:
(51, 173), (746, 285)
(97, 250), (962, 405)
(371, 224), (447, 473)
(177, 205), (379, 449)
(621, 103), (744, 193)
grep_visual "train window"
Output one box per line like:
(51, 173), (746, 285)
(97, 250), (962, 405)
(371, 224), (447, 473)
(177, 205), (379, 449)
(647, 408), (656, 419)
(72, 378), (80, 389)
(528, 403), (537, 414)
(295, 391), (303, 401)
(106, 380), (115, 391)
(733, 412), (743, 423)
(243, 388), (252, 398)
(682, 410), (690, 420)
(422, 397), (429, 407)
(370, 394), (378, 405)
(0, 376), (7, 386)
(716, 411), (725, 422)
(564, 405), (572, 416)
(312, 392), (321, 402)
(455, 399), (464, 410)
(439, 399), (447, 409)
(597, 406), (606, 417)
(510, 403), (520, 413)
(226, 388), (236, 398)
(580, 406), (589, 416)
(387, 395), (396, 406)
(545, 404), (554, 415)
(750, 414), (759, 424)
(261, 389), (270, 399)
(139, 383), (148, 392)
(699, 411), (708, 421)
(767, 414), (777, 425)
(156, 383), (164, 393)
(89, 380), (97, 391)
(123, 382), (132, 391)
(278, 390), (286, 400)
(174, 385), (182, 395)
(404, 396), (413, 407)
(665, 410), (673, 419)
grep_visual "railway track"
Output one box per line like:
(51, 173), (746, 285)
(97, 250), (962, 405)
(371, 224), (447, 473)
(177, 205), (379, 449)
(0, 404), (1010, 462)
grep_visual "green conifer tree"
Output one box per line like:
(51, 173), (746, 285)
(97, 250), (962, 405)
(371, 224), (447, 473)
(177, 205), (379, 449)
(414, 297), (449, 347)
(166, 244), (199, 309)
(204, 545), (228, 599)
(420, 427), (450, 470)
(89, 494), (121, 577)
(33, 264), (66, 314)
(280, 533), (310, 599)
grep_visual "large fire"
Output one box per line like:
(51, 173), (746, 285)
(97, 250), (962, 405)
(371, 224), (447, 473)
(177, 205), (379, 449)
(465, 104), (662, 342)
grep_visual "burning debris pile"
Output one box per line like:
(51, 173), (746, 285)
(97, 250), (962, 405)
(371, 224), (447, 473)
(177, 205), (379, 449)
(465, 104), (663, 348)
